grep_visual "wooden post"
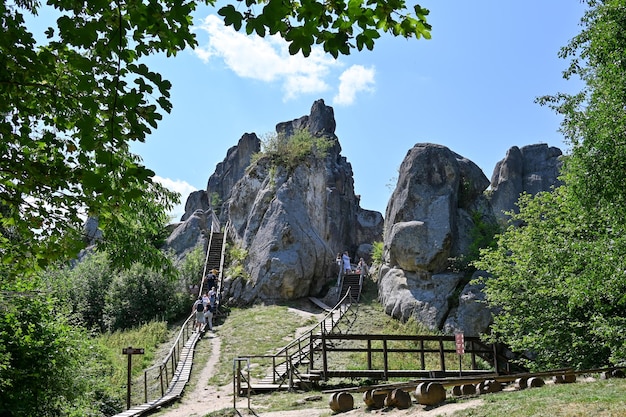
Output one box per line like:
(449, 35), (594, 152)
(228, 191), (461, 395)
(367, 339), (372, 370)
(322, 332), (328, 375)
(470, 340), (477, 370)
(493, 343), (499, 375)
(383, 338), (389, 380)
(438, 339), (446, 372)
(122, 346), (144, 410)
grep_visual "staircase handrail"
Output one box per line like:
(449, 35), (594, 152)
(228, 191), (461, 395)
(275, 288), (355, 358)
(140, 313), (195, 403)
(217, 220), (230, 305)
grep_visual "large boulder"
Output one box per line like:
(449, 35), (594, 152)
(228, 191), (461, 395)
(383, 144), (490, 274)
(181, 190), (209, 222)
(162, 210), (210, 259)
(379, 143), (493, 332)
(378, 265), (463, 328)
(182, 133), (261, 222)
(379, 142), (562, 335)
(489, 144), (563, 222)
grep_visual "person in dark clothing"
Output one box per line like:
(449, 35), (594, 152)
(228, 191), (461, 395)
(204, 270), (217, 291)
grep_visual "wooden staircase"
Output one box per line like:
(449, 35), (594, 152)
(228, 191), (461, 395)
(206, 231), (224, 272)
(339, 273), (362, 302)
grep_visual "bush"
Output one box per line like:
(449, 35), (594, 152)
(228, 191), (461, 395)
(255, 129), (333, 171)
(104, 259), (187, 331)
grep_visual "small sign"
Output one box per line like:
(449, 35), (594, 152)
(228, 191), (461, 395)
(122, 347), (145, 355)
(455, 333), (465, 355)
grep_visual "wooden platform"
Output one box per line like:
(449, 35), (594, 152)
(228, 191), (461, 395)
(309, 297), (332, 312)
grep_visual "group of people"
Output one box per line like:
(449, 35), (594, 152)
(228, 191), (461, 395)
(336, 251), (369, 275)
(192, 269), (220, 332)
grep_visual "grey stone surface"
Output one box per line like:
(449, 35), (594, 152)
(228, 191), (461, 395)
(443, 271), (495, 337)
(490, 143), (563, 222)
(377, 267), (463, 330)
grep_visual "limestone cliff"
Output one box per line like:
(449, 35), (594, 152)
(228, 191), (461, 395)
(172, 99), (382, 304)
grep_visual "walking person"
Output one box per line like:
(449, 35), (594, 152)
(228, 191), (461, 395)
(192, 296), (205, 332)
(342, 251), (352, 274)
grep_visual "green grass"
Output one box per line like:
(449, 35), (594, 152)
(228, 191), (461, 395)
(447, 377), (626, 416)
(134, 277), (626, 416)
(209, 304), (316, 386)
(96, 320), (177, 406)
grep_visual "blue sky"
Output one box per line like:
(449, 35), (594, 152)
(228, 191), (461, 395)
(129, 1), (587, 220)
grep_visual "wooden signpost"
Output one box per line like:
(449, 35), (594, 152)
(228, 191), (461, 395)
(122, 346), (145, 409)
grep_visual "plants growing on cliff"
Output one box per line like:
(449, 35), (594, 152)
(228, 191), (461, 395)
(255, 129), (334, 172)
(225, 243), (249, 281)
(371, 241), (384, 265)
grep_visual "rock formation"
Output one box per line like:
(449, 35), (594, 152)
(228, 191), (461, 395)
(169, 99), (382, 304)
(378, 142), (563, 336)
(489, 144), (563, 222)
(165, 99), (563, 336)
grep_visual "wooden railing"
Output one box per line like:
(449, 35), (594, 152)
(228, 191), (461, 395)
(309, 333), (506, 379)
(234, 290), (358, 394)
(140, 314), (196, 404)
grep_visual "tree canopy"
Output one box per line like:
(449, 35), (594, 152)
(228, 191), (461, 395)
(477, 0), (626, 370)
(0, 0), (431, 283)
(0, 1), (431, 414)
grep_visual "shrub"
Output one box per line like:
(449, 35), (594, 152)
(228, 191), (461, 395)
(255, 129), (333, 171)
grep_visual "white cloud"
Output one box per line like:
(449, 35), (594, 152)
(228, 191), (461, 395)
(333, 65), (376, 106)
(154, 176), (198, 222)
(194, 15), (340, 101)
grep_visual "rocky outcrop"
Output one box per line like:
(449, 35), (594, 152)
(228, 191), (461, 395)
(170, 100), (381, 304)
(167, 99), (564, 336)
(378, 143), (493, 335)
(443, 270), (495, 336)
(223, 100), (382, 303)
(378, 142), (562, 336)
(164, 210), (210, 257)
(489, 144), (563, 222)
(181, 190), (209, 222)
(163, 210), (221, 260)
(181, 133), (261, 222)
(383, 144), (491, 271)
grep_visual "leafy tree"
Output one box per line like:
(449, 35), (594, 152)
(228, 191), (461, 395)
(478, 0), (626, 370)
(537, 0), (626, 220)
(1, 0), (430, 283)
(104, 254), (188, 331)
(41, 252), (114, 332)
(1, 0), (430, 412)
(475, 189), (626, 370)
(218, 0), (431, 57)
(0, 292), (114, 416)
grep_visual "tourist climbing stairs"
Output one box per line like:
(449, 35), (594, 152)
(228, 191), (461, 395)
(112, 221), (229, 417)
(200, 222), (228, 316)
